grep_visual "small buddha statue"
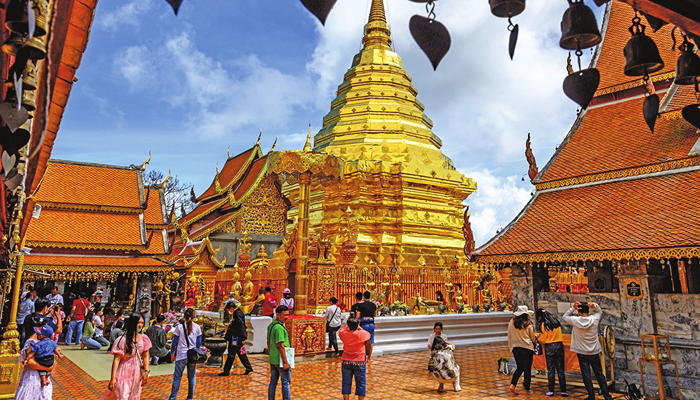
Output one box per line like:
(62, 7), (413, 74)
(240, 270), (255, 313)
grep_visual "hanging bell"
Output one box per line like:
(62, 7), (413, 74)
(489, 0), (525, 18)
(560, 0), (602, 51)
(21, 89), (36, 111)
(5, 61), (37, 91)
(674, 38), (700, 86)
(623, 17), (664, 77)
(1, 34), (24, 56)
(19, 36), (46, 60)
(5, 0), (48, 37)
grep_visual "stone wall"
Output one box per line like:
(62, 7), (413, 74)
(210, 232), (284, 267)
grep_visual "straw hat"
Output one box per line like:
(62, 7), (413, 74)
(513, 305), (534, 317)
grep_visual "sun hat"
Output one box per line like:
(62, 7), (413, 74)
(513, 305), (534, 317)
(34, 325), (54, 337)
(283, 288), (291, 294)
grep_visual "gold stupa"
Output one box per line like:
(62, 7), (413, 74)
(285, 0), (477, 268)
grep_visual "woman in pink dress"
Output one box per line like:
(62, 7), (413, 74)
(100, 312), (151, 400)
(16, 316), (53, 400)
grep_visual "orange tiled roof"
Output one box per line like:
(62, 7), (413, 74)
(36, 161), (142, 209)
(177, 197), (228, 227)
(595, 1), (678, 92)
(142, 229), (167, 255)
(474, 169), (700, 262)
(189, 212), (240, 241)
(25, 209), (144, 249)
(24, 254), (168, 267)
(232, 157), (268, 200)
(537, 96), (699, 184)
(144, 188), (167, 225)
(198, 146), (261, 201)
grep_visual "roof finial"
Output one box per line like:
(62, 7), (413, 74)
(304, 124), (313, 152)
(227, 146), (231, 159)
(162, 170), (172, 189)
(215, 162), (220, 176)
(271, 135), (278, 152)
(362, 0), (392, 50)
(257, 129), (262, 146)
(140, 151), (152, 171)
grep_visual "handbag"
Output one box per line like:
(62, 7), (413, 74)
(182, 324), (207, 364)
(534, 341), (543, 356)
(326, 306), (339, 331)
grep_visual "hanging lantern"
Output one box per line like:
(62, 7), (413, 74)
(559, 0), (602, 51)
(623, 15), (664, 77)
(674, 37), (700, 86)
(489, 0), (525, 60)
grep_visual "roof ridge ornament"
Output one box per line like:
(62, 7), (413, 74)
(257, 129), (262, 146)
(227, 146), (231, 159)
(271, 135), (278, 152)
(162, 170), (171, 189)
(140, 151), (151, 171)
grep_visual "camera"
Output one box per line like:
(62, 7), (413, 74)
(577, 302), (590, 313)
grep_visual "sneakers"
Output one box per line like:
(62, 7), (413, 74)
(243, 370), (253, 375)
(546, 392), (554, 397)
(561, 393), (569, 397)
(217, 372), (230, 377)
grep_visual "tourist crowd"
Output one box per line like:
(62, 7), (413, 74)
(13, 285), (615, 400)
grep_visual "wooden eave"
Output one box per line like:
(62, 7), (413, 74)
(21, 0), (98, 244)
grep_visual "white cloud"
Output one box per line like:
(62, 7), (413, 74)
(98, 0), (155, 31)
(114, 45), (151, 89)
(463, 169), (533, 246)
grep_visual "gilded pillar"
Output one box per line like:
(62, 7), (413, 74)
(0, 254), (24, 398)
(295, 172), (311, 315)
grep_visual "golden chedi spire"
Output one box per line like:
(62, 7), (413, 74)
(284, 0), (477, 271)
(362, 0), (392, 50)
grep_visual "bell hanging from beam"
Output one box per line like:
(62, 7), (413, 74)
(674, 36), (700, 86)
(623, 14), (664, 77)
(489, 0), (525, 60)
(5, 0), (48, 37)
(559, 0), (602, 51)
(19, 36), (47, 60)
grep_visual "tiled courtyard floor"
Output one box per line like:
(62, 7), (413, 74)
(49, 343), (626, 399)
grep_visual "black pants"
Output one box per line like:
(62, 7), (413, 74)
(577, 353), (612, 400)
(17, 323), (25, 349)
(545, 342), (567, 392)
(511, 347), (534, 390)
(222, 343), (252, 373)
(327, 325), (340, 353)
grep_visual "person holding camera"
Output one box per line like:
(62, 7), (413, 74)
(563, 302), (612, 400)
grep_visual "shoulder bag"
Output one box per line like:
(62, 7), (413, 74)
(182, 324), (207, 364)
(326, 306), (338, 331)
(133, 336), (149, 382)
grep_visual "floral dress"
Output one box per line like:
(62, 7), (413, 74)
(99, 334), (152, 400)
(430, 344), (459, 383)
(16, 339), (53, 400)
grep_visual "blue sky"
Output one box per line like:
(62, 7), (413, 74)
(54, 0), (605, 245)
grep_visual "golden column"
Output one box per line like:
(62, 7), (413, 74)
(0, 253), (24, 399)
(295, 171), (311, 315)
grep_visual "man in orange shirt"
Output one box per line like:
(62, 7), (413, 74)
(338, 317), (371, 400)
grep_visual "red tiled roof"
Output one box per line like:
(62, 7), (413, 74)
(537, 96), (699, 184)
(144, 188), (166, 225)
(25, 209), (144, 249)
(475, 169), (700, 259)
(232, 157), (268, 199)
(24, 254), (168, 267)
(595, 1), (678, 91)
(36, 161), (142, 209)
(198, 147), (258, 201)
(189, 213), (238, 241)
(177, 198), (227, 227)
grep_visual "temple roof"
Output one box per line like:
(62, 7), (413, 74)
(144, 188), (168, 226)
(25, 209), (145, 250)
(197, 145), (263, 202)
(473, 0), (700, 263)
(35, 160), (143, 210)
(24, 254), (171, 273)
(474, 168), (700, 263)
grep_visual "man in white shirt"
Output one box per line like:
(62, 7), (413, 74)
(46, 286), (64, 306)
(323, 297), (342, 356)
(563, 302), (612, 400)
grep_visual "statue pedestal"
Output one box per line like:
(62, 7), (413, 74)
(0, 353), (20, 399)
(245, 316), (273, 353)
(284, 315), (326, 359)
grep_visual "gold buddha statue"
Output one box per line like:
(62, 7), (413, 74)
(240, 270), (255, 313)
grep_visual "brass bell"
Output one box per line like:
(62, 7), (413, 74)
(1, 34), (23, 56)
(623, 16), (664, 77)
(5, 61), (37, 91)
(19, 36), (46, 60)
(5, 0), (48, 37)
(674, 38), (700, 86)
(560, 0), (601, 51)
(489, 0), (525, 18)
(21, 89), (36, 111)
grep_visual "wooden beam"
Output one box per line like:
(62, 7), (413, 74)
(618, 0), (700, 37)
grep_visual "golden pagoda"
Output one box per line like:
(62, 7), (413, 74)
(286, 0), (477, 269)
